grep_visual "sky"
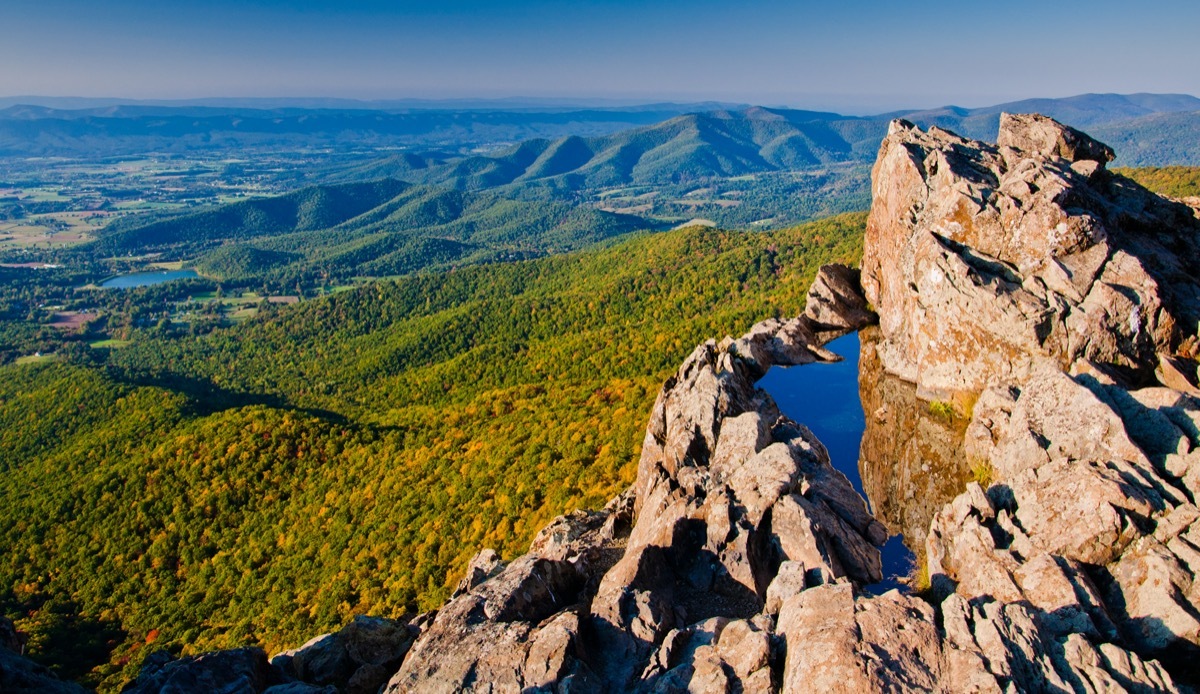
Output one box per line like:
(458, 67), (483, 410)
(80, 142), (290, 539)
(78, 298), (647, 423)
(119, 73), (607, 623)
(2, 0), (1198, 113)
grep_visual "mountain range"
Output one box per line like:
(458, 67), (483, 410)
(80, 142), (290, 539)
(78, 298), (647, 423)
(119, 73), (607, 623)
(387, 92), (1200, 191)
(71, 93), (1200, 288)
(1, 92), (1196, 167)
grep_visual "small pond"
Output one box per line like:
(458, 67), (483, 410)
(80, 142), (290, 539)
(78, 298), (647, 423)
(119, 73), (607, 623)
(99, 269), (200, 289)
(758, 330), (918, 592)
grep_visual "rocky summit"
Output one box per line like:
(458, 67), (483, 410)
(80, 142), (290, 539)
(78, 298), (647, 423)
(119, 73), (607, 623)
(104, 114), (1200, 693)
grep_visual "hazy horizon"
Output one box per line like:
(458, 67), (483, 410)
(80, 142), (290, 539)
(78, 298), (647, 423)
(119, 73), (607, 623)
(0, 91), (1138, 116)
(4, 0), (1197, 114)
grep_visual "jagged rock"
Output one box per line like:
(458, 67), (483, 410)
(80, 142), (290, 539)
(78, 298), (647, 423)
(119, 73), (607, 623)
(778, 583), (944, 693)
(1103, 526), (1200, 662)
(804, 263), (877, 330)
(728, 316), (840, 379)
(860, 115), (1198, 688)
(452, 548), (505, 597)
(996, 112), (1115, 164)
(584, 302), (887, 688)
(862, 114), (1200, 397)
(274, 634), (352, 688)
(939, 594), (1178, 692)
(764, 561), (809, 615)
(272, 615), (418, 694)
(384, 498), (629, 691)
(122, 647), (274, 694)
(1157, 353), (1200, 396)
(385, 600), (597, 692)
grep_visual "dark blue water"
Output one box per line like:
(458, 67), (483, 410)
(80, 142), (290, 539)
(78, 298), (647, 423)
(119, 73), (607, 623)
(100, 269), (199, 289)
(758, 331), (914, 591)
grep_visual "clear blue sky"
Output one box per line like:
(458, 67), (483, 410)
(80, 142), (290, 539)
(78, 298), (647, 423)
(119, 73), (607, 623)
(3, 0), (1197, 112)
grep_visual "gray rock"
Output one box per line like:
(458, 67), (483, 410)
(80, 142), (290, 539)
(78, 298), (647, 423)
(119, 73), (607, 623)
(122, 647), (273, 694)
(271, 615), (416, 694)
(996, 112), (1115, 164)
(862, 115), (1200, 397)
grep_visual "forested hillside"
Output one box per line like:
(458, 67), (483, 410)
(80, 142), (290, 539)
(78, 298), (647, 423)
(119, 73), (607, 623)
(0, 214), (864, 691)
(1114, 165), (1200, 198)
(95, 179), (410, 255)
(90, 180), (653, 286)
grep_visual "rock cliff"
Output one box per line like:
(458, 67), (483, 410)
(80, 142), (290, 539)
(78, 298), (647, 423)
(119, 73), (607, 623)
(120, 115), (1200, 693)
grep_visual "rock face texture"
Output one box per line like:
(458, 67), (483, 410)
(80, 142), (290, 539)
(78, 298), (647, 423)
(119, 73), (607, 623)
(123, 116), (1200, 692)
(861, 115), (1200, 688)
(862, 113), (1200, 400)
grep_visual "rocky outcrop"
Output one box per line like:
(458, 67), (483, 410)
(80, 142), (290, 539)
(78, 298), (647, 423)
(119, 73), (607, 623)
(272, 616), (419, 694)
(384, 265), (884, 692)
(866, 114), (1200, 687)
(861, 112), (1200, 400)
(124, 116), (1200, 692)
(122, 647), (276, 694)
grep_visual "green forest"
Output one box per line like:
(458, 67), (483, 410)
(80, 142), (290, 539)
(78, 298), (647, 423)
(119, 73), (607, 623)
(1115, 165), (1200, 198)
(0, 213), (864, 691)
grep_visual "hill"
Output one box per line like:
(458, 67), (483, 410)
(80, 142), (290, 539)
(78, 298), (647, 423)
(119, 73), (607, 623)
(3, 93), (1196, 169)
(95, 180), (654, 286)
(96, 179), (411, 255)
(74, 93), (1200, 291)
(0, 214), (865, 690)
(406, 108), (870, 190)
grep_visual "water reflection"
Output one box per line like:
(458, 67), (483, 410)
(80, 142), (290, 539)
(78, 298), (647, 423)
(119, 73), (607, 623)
(758, 327), (974, 588)
(857, 326), (972, 569)
(759, 331), (914, 589)
(758, 332), (865, 494)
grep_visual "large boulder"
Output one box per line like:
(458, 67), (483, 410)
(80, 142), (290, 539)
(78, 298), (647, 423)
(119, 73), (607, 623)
(861, 114), (1200, 398)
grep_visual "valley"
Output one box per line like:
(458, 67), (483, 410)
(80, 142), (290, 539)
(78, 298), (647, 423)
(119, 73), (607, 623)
(0, 214), (864, 690)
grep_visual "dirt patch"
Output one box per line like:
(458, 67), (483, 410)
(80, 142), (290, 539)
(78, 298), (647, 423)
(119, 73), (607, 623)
(49, 312), (92, 330)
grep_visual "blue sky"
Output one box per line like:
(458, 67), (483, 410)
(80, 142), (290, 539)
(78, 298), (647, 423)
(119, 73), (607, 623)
(3, 0), (1197, 112)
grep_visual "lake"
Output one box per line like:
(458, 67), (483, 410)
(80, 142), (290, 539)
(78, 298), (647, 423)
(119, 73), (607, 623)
(757, 330), (915, 591)
(100, 269), (199, 289)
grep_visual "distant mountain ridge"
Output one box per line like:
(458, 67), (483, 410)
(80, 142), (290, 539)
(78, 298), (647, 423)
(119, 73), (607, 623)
(0, 93), (1196, 167)
(93, 177), (653, 284)
(0, 104), (741, 157)
(399, 93), (1200, 189)
(0, 96), (748, 112)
